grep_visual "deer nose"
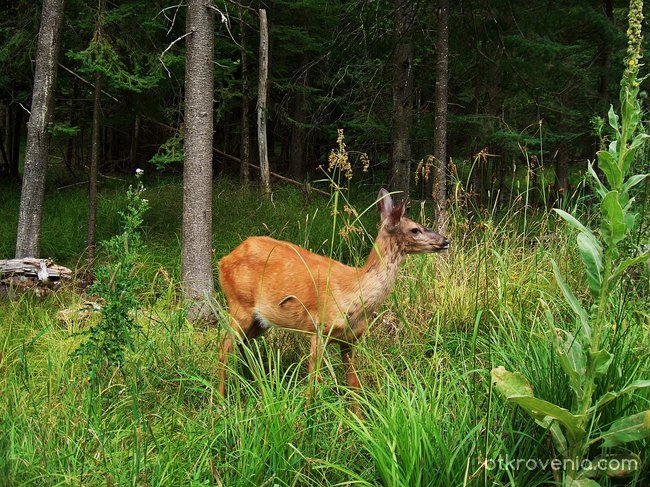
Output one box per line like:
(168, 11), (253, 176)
(441, 238), (451, 248)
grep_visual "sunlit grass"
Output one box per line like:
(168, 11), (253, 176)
(1, 177), (648, 486)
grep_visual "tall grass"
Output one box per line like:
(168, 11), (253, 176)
(1, 175), (648, 486)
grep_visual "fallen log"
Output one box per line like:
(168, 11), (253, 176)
(0, 258), (73, 297)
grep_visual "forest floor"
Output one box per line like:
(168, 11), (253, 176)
(0, 175), (648, 486)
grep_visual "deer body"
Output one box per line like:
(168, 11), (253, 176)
(217, 189), (449, 396)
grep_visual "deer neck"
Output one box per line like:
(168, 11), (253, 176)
(356, 229), (404, 312)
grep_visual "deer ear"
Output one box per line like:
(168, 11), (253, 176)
(377, 188), (393, 220)
(389, 200), (406, 225)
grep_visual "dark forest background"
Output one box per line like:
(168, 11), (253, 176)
(0, 0), (643, 203)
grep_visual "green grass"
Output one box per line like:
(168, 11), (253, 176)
(1, 176), (648, 486)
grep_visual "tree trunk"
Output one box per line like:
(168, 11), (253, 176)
(258, 9), (271, 196)
(87, 0), (104, 267)
(15, 0), (65, 258)
(182, 0), (215, 319)
(288, 67), (308, 180)
(87, 71), (101, 266)
(389, 0), (415, 201)
(129, 114), (140, 172)
(239, 3), (251, 185)
(431, 0), (449, 229)
(556, 151), (569, 202)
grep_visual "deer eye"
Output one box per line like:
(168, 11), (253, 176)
(410, 228), (421, 234)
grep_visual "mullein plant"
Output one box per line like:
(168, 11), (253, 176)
(491, 1), (650, 485)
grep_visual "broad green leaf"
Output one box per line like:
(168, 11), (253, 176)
(491, 366), (534, 397)
(508, 395), (585, 443)
(553, 209), (593, 237)
(588, 162), (608, 198)
(601, 192), (626, 244)
(590, 349), (613, 377)
(607, 105), (620, 134)
(622, 134), (648, 175)
(554, 329), (585, 396)
(622, 173), (648, 195)
(597, 150), (622, 189)
(552, 260), (591, 340)
(610, 250), (650, 284)
(577, 232), (602, 298)
(598, 410), (650, 447)
(592, 380), (650, 412)
(623, 212), (637, 234)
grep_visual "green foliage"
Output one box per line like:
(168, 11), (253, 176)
(491, 2), (650, 484)
(149, 131), (184, 170)
(75, 176), (149, 371)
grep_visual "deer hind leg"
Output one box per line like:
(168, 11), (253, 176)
(218, 304), (254, 397)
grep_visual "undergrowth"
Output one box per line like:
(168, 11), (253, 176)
(1, 171), (648, 486)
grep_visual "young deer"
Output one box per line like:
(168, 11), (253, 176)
(217, 189), (450, 396)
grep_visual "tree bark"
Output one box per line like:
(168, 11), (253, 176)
(15, 0), (65, 258)
(556, 151), (569, 202)
(239, 3), (251, 185)
(288, 66), (308, 180)
(87, 72), (101, 266)
(389, 0), (415, 201)
(431, 0), (449, 229)
(129, 114), (140, 172)
(257, 9), (271, 196)
(87, 0), (104, 267)
(182, 0), (215, 318)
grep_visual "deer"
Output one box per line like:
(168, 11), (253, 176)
(217, 188), (450, 398)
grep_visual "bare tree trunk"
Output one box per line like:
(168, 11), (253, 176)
(431, 0), (449, 229)
(239, 3), (251, 185)
(87, 0), (104, 268)
(15, 0), (65, 258)
(389, 0), (415, 201)
(182, 0), (214, 319)
(556, 151), (569, 202)
(257, 9), (271, 196)
(288, 66), (308, 180)
(129, 114), (140, 172)
(87, 71), (101, 266)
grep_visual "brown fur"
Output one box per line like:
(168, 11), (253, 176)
(217, 189), (449, 397)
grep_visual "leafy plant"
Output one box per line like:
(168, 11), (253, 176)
(75, 173), (149, 372)
(491, 1), (650, 485)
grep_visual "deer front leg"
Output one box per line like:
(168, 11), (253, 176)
(217, 335), (233, 397)
(340, 341), (360, 389)
(340, 341), (362, 417)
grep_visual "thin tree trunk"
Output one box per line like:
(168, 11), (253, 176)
(182, 0), (215, 319)
(431, 0), (449, 229)
(389, 0), (415, 201)
(257, 9), (271, 196)
(87, 0), (104, 268)
(556, 151), (569, 202)
(239, 3), (251, 185)
(87, 70), (101, 266)
(129, 114), (140, 172)
(288, 66), (308, 180)
(15, 0), (65, 258)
